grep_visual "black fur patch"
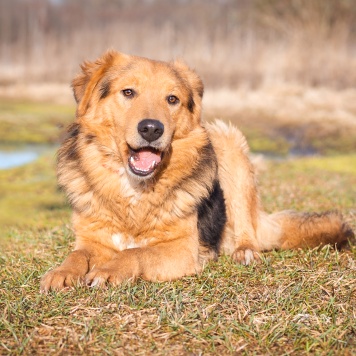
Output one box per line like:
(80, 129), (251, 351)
(170, 67), (195, 113)
(187, 93), (195, 113)
(197, 179), (226, 255)
(68, 123), (80, 138)
(197, 85), (204, 98)
(190, 142), (216, 183)
(99, 80), (111, 100)
(61, 123), (80, 162)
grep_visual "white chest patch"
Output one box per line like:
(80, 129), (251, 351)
(111, 233), (140, 251)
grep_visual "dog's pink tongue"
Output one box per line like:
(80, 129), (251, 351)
(133, 149), (161, 170)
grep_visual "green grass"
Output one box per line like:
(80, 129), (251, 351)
(0, 152), (70, 234)
(0, 99), (75, 144)
(241, 126), (290, 156)
(204, 109), (356, 156)
(0, 153), (355, 355)
(289, 154), (356, 175)
(258, 155), (356, 213)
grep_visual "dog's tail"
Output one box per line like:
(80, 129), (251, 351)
(256, 210), (354, 251)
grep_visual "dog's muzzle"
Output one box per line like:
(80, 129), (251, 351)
(128, 119), (165, 177)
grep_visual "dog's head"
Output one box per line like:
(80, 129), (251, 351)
(72, 50), (204, 180)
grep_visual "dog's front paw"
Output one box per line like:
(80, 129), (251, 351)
(85, 268), (132, 288)
(231, 248), (260, 265)
(40, 267), (84, 293)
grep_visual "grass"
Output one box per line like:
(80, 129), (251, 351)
(203, 86), (356, 156)
(258, 155), (356, 213)
(0, 151), (355, 354)
(0, 100), (74, 144)
(0, 151), (70, 233)
(0, 93), (355, 354)
(1, 237), (355, 354)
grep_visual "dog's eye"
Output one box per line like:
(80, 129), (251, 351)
(167, 95), (179, 105)
(122, 89), (135, 98)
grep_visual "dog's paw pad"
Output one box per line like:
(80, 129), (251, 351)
(232, 248), (260, 265)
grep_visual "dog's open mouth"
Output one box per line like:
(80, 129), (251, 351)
(128, 147), (163, 177)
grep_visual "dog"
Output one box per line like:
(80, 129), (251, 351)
(40, 50), (354, 292)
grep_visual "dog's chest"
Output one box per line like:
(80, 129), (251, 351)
(111, 233), (142, 250)
(110, 165), (203, 241)
(110, 232), (159, 252)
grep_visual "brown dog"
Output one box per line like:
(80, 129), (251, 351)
(40, 51), (353, 292)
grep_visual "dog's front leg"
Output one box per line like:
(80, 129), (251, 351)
(40, 249), (91, 292)
(85, 237), (201, 287)
(40, 245), (116, 292)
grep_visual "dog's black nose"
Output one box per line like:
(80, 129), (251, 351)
(137, 119), (164, 143)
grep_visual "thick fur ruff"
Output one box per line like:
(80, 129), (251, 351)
(41, 51), (354, 292)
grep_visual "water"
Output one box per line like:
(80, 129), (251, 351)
(0, 145), (53, 169)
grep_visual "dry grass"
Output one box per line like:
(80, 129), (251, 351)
(203, 86), (356, 126)
(1, 235), (356, 355)
(203, 85), (356, 155)
(0, 83), (73, 105)
(1, 0), (356, 89)
(1, 155), (355, 355)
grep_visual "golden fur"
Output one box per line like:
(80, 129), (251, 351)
(40, 51), (354, 292)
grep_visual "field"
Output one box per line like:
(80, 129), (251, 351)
(0, 93), (355, 354)
(1, 1), (356, 353)
(1, 154), (355, 355)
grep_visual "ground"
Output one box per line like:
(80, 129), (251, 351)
(0, 91), (355, 355)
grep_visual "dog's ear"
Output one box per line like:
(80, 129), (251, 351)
(172, 60), (204, 99)
(72, 50), (127, 117)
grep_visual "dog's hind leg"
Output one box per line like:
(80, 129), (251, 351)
(206, 120), (261, 264)
(207, 120), (354, 262)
